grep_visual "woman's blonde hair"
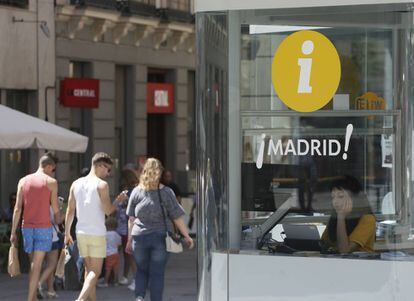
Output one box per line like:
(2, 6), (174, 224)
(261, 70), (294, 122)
(139, 158), (164, 191)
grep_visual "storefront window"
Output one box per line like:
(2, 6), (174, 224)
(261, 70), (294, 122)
(237, 7), (409, 256)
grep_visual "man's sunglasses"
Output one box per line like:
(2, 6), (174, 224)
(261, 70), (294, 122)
(103, 164), (111, 173)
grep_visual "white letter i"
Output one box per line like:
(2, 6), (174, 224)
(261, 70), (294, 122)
(298, 40), (314, 94)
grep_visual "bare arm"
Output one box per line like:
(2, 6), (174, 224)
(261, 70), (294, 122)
(128, 216), (135, 241)
(336, 216), (359, 253)
(333, 191), (359, 253)
(97, 181), (127, 215)
(335, 197), (358, 253)
(173, 217), (194, 249)
(125, 216), (135, 254)
(48, 178), (60, 224)
(10, 178), (24, 245)
(64, 184), (76, 245)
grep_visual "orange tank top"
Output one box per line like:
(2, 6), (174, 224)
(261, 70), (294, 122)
(22, 173), (52, 228)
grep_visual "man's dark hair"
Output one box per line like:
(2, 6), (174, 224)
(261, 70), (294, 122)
(91, 152), (113, 166)
(39, 152), (58, 168)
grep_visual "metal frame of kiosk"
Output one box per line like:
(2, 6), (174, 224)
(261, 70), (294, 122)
(196, 1), (414, 301)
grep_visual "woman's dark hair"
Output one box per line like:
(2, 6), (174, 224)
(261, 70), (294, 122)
(119, 168), (139, 191)
(105, 217), (118, 231)
(327, 175), (374, 242)
(9, 192), (16, 207)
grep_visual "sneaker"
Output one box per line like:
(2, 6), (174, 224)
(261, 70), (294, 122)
(118, 276), (129, 285)
(135, 297), (144, 301)
(97, 283), (108, 288)
(128, 280), (135, 291)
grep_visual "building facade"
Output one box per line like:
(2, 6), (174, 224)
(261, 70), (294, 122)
(0, 0), (55, 209)
(56, 0), (196, 197)
(0, 0), (196, 211)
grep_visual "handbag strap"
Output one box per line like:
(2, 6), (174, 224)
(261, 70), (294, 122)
(51, 221), (61, 235)
(157, 187), (169, 234)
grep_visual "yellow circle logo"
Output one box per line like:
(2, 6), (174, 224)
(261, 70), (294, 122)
(272, 30), (341, 112)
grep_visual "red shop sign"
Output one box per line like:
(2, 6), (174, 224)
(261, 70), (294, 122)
(60, 78), (100, 108)
(147, 83), (174, 114)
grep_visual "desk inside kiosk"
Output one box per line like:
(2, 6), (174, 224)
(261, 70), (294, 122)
(241, 163), (414, 259)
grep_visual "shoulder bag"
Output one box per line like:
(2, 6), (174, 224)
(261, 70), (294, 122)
(157, 187), (183, 253)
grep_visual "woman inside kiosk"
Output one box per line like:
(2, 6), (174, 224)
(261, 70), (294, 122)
(321, 175), (376, 253)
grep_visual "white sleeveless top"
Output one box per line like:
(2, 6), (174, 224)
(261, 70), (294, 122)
(74, 176), (106, 236)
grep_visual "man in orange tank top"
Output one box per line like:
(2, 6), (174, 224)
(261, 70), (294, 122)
(10, 152), (60, 301)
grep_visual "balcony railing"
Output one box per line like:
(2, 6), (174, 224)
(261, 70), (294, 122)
(69, 0), (194, 22)
(0, 0), (28, 9)
(157, 0), (193, 23)
(70, 0), (156, 16)
(132, 0), (155, 5)
(157, 0), (191, 12)
(70, 0), (117, 10)
(128, 0), (157, 17)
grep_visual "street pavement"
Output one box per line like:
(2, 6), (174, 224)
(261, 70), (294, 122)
(0, 247), (197, 301)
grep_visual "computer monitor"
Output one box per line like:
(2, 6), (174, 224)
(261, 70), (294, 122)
(241, 162), (311, 212)
(283, 224), (321, 251)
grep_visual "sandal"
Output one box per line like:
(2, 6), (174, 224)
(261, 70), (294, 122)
(46, 291), (58, 299)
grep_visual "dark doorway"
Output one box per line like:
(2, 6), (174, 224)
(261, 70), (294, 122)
(147, 114), (166, 165)
(147, 68), (172, 166)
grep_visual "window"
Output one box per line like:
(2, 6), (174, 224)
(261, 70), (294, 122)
(238, 8), (409, 257)
(0, 0), (28, 9)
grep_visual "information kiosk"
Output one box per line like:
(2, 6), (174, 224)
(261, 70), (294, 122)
(196, 1), (414, 300)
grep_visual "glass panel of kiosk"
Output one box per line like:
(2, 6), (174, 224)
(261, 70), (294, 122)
(241, 162), (310, 212)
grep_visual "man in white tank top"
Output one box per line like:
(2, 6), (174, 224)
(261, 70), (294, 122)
(64, 152), (127, 301)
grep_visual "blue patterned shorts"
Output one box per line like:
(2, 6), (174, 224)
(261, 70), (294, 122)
(21, 227), (53, 253)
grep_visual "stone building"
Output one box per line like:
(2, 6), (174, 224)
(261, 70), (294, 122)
(54, 0), (196, 196)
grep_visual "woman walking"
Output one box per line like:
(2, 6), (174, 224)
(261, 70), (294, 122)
(126, 158), (194, 301)
(38, 205), (64, 298)
(117, 169), (138, 287)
